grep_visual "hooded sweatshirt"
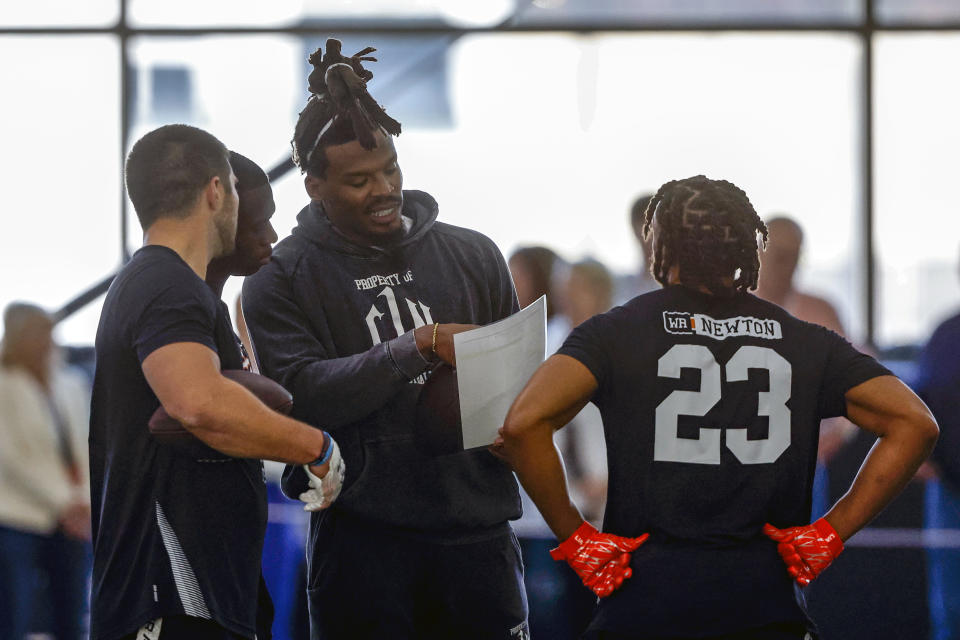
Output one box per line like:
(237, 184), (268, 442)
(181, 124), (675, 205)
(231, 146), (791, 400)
(242, 190), (521, 536)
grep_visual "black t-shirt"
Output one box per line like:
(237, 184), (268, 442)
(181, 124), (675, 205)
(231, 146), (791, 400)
(89, 246), (268, 640)
(557, 285), (891, 637)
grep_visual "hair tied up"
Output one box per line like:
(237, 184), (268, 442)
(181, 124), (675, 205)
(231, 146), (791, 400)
(305, 38), (400, 150)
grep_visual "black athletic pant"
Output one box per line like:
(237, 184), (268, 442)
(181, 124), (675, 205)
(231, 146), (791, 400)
(119, 615), (250, 640)
(587, 621), (815, 640)
(306, 510), (529, 640)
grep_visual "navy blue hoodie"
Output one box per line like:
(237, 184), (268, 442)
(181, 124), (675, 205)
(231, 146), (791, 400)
(242, 190), (521, 535)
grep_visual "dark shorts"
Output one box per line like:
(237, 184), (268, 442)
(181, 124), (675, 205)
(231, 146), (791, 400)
(585, 621), (815, 640)
(118, 615), (249, 640)
(306, 510), (529, 640)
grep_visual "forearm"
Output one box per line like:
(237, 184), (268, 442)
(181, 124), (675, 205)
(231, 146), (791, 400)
(286, 333), (429, 428)
(825, 421), (936, 540)
(183, 380), (328, 464)
(500, 355), (599, 539)
(503, 423), (584, 541)
(244, 272), (431, 428)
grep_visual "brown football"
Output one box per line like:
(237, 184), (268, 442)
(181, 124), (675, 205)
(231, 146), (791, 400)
(148, 369), (294, 446)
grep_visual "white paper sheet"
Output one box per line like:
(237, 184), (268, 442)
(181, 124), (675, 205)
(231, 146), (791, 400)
(454, 296), (547, 449)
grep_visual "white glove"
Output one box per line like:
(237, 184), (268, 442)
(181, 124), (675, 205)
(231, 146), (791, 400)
(299, 438), (345, 512)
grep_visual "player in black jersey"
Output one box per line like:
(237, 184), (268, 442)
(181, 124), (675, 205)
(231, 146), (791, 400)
(498, 175), (939, 639)
(206, 151), (279, 301)
(90, 126), (342, 640)
(201, 150), (279, 638)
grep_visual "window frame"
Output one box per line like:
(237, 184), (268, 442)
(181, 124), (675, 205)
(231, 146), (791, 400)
(4, 0), (957, 349)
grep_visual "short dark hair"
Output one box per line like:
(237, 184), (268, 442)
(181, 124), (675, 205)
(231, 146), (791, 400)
(642, 175), (768, 295)
(229, 150), (269, 194)
(125, 124), (231, 230)
(292, 38), (401, 177)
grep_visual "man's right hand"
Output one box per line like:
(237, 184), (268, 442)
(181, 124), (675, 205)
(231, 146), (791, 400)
(414, 323), (478, 367)
(549, 520), (649, 598)
(300, 437), (345, 512)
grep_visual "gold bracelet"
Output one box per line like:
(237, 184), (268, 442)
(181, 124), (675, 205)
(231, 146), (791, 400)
(431, 322), (440, 357)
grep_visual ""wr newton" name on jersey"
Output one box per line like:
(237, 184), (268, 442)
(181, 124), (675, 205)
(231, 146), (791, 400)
(662, 311), (782, 341)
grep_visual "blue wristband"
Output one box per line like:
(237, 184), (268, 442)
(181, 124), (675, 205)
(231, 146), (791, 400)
(308, 432), (333, 467)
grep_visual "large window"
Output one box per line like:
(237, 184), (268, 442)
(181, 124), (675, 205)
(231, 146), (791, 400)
(875, 33), (960, 346)
(411, 33), (863, 336)
(514, 0), (862, 26)
(2, 2), (957, 350)
(116, 32), (864, 340)
(0, 36), (120, 344)
(0, 0), (118, 27)
(876, 0), (960, 24)
(125, 35), (304, 250)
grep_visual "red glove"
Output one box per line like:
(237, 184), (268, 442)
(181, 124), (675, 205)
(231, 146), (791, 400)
(550, 521), (649, 598)
(763, 518), (844, 586)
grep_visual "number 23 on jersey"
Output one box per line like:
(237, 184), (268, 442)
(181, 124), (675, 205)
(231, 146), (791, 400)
(654, 344), (791, 465)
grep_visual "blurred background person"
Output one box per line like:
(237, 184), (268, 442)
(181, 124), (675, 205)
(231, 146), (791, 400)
(508, 245), (568, 346)
(756, 215), (856, 518)
(508, 245), (574, 638)
(756, 216), (845, 333)
(0, 302), (91, 640)
(556, 258), (613, 525)
(564, 258), (615, 327)
(507, 246), (580, 639)
(913, 246), (960, 640)
(615, 194), (658, 304)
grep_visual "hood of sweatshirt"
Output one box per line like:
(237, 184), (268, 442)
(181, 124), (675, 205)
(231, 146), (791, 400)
(291, 189), (439, 258)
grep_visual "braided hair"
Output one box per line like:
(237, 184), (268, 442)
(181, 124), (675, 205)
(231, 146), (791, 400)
(291, 38), (401, 177)
(642, 175), (768, 295)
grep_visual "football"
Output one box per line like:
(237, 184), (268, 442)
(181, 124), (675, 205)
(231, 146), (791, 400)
(148, 369), (294, 447)
(413, 364), (464, 456)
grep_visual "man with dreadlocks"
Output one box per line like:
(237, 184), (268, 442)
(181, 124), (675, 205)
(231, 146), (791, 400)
(242, 40), (528, 639)
(497, 175), (938, 639)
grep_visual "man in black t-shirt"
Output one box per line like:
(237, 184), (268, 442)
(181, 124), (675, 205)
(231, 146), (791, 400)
(203, 150), (280, 638)
(205, 150), (279, 376)
(90, 125), (343, 640)
(498, 176), (939, 640)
